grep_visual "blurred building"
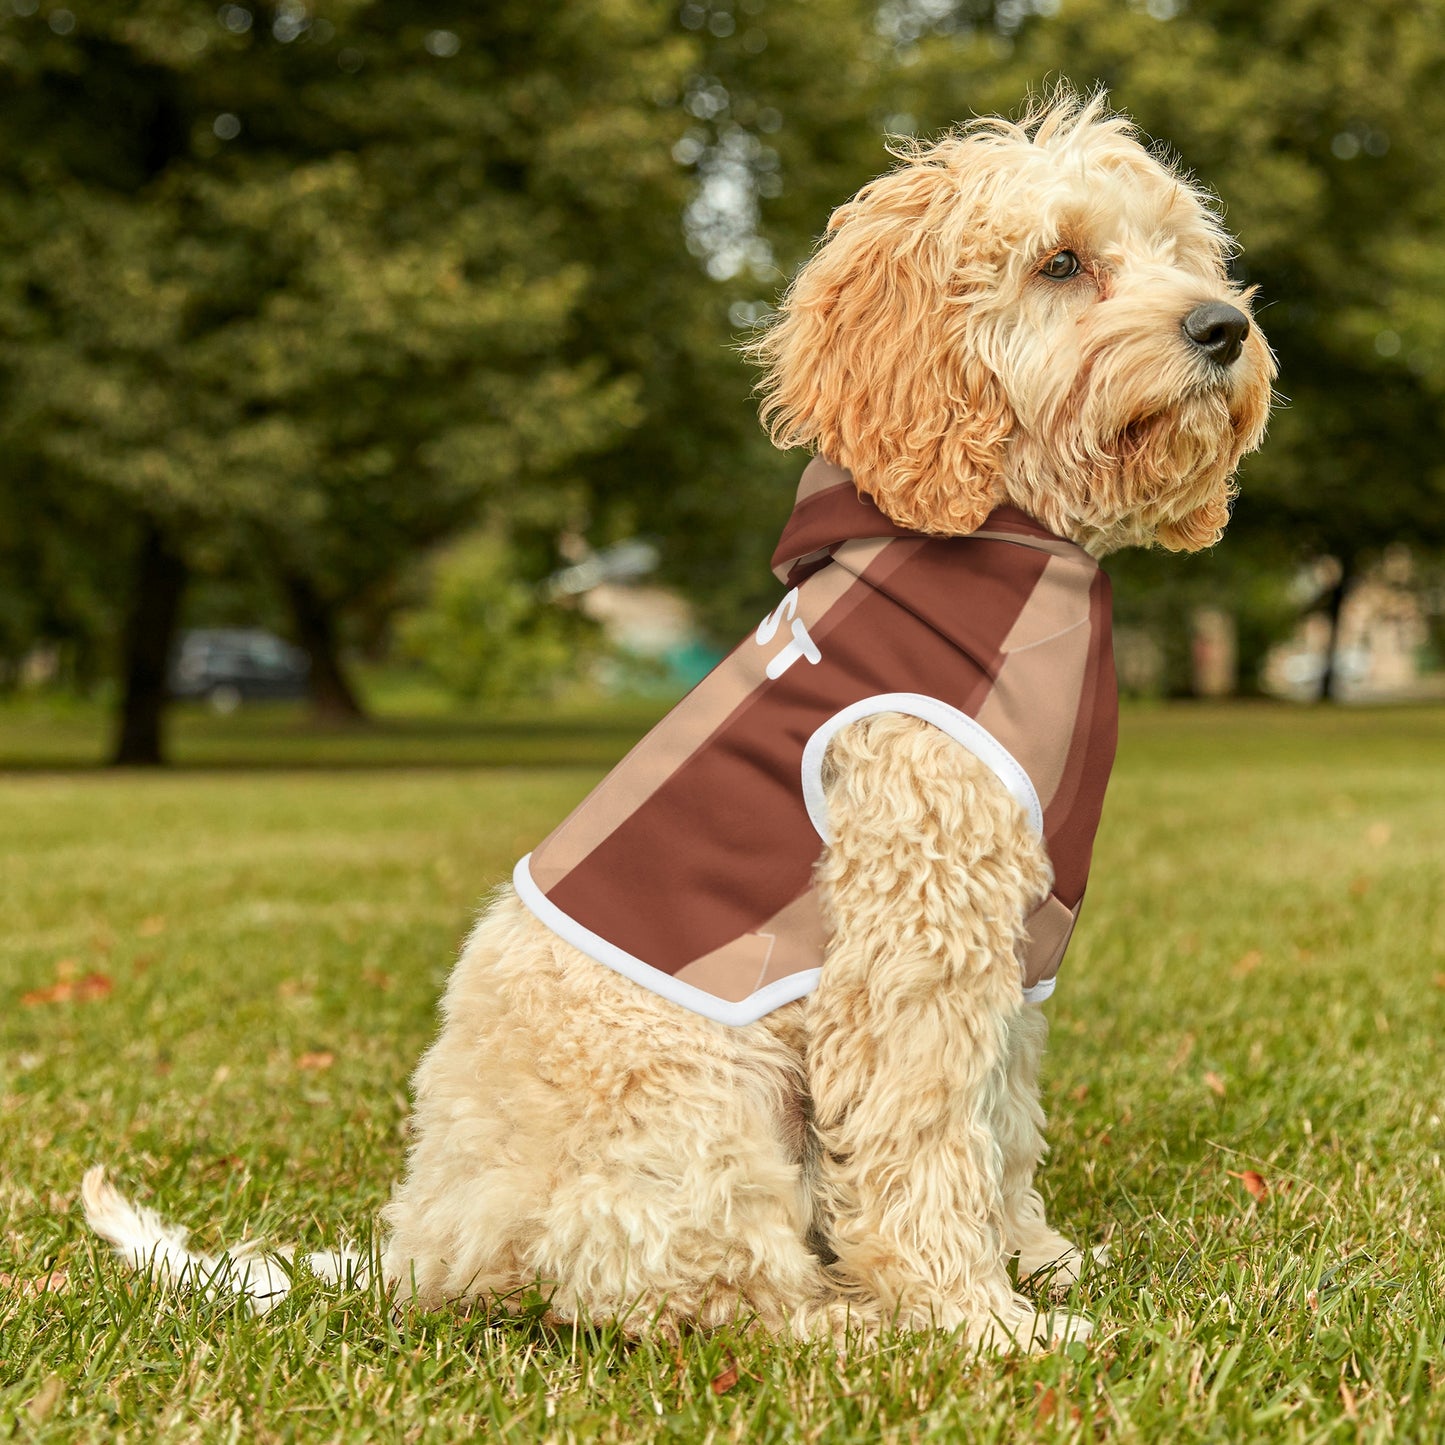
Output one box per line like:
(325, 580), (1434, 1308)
(548, 540), (721, 691)
(1262, 550), (1439, 701)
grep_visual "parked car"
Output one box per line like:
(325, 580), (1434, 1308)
(169, 629), (310, 712)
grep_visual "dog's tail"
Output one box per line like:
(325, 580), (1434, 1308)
(81, 1165), (368, 1315)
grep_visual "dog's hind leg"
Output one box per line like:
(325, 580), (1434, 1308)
(804, 714), (1090, 1350)
(383, 893), (834, 1338)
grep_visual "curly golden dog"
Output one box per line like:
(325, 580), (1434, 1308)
(86, 90), (1274, 1351)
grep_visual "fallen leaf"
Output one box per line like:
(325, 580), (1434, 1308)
(296, 1051), (334, 1072)
(138, 915), (167, 937)
(0, 1268), (69, 1298)
(710, 1358), (739, 1396)
(21, 972), (112, 1007)
(1228, 1169), (1268, 1201)
(27, 1374), (64, 1423)
(1433, 973), (1445, 990)
(1168, 1034), (1196, 1072)
(21, 982), (71, 1006)
(1070, 1083), (1089, 1103)
(1232, 950), (1263, 977)
(1034, 1385), (1058, 1426)
(1204, 1071), (1227, 1098)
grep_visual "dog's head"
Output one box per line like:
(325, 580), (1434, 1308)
(751, 89), (1275, 554)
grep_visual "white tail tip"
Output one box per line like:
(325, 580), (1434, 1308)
(81, 1166), (368, 1315)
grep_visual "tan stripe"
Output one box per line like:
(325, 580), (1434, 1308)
(1020, 894), (1077, 990)
(673, 888), (826, 1003)
(530, 549), (897, 888)
(795, 455), (852, 502)
(1040, 572), (1116, 904)
(973, 556), (1092, 811)
(969, 529), (1092, 562)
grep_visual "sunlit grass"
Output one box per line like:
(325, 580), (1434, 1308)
(2, 703), (1443, 1441)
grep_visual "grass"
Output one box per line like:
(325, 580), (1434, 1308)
(2, 699), (1443, 1442)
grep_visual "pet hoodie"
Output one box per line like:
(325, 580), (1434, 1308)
(513, 457), (1118, 1026)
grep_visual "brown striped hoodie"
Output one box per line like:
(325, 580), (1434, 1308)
(513, 458), (1118, 1025)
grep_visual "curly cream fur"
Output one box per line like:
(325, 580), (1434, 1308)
(85, 88), (1271, 1355)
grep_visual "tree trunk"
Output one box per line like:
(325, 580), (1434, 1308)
(111, 521), (187, 766)
(1316, 554), (1355, 703)
(283, 572), (367, 724)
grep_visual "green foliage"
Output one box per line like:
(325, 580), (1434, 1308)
(397, 532), (596, 704)
(4, 0), (1445, 699)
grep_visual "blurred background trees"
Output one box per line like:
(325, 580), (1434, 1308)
(2, 0), (1442, 761)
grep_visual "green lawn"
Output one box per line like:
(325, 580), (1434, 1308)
(2, 701), (1443, 1442)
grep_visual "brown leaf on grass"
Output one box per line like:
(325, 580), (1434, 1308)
(1070, 1084), (1089, 1103)
(1204, 1071), (1227, 1098)
(1433, 973), (1445, 990)
(27, 1374), (64, 1423)
(1167, 1034), (1196, 1073)
(0, 1268), (69, 1299)
(710, 1358), (739, 1396)
(296, 1051), (335, 1072)
(1232, 950), (1263, 977)
(21, 972), (113, 1007)
(1228, 1169), (1269, 1201)
(137, 915), (167, 937)
(1034, 1385), (1058, 1426)
(361, 968), (394, 991)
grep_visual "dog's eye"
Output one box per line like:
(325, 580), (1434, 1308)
(1040, 250), (1081, 280)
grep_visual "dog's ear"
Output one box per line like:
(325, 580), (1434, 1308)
(750, 150), (1012, 535)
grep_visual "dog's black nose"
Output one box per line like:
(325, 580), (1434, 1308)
(1182, 302), (1250, 367)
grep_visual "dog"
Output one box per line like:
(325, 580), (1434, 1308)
(85, 89), (1274, 1351)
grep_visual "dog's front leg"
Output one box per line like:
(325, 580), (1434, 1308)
(994, 1004), (1095, 1290)
(806, 713), (1088, 1350)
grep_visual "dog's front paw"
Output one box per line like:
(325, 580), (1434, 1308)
(1018, 1240), (1110, 1295)
(971, 1296), (1093, 1353)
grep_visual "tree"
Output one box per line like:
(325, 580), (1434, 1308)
(0, 1), (695, 758)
